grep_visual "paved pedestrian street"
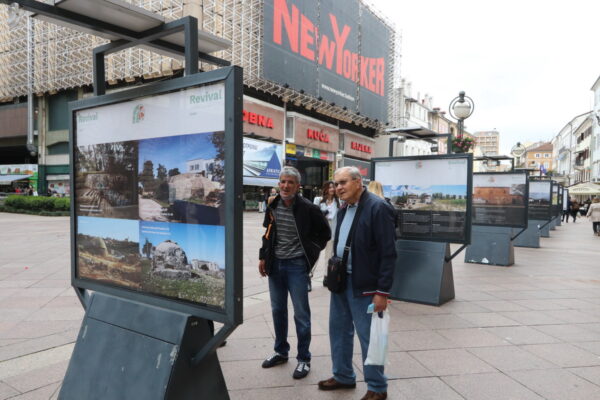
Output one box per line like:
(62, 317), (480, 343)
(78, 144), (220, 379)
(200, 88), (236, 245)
(1, 211), (600, 399)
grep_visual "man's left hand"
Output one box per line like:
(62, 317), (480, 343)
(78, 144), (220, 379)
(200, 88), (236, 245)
(372, 294), (388, 312)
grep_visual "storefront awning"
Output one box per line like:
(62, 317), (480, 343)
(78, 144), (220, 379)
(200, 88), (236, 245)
(568, 182), (600, 196)
(0, 174), (32, 184)
(243, 176), (279, 187)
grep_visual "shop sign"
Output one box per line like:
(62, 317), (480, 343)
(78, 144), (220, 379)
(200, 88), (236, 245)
(350, 141), (372, 154)
(243, 109), (274, 129)
(286, 143), (297, 154)
(307, 128), (330, 143)
(243, 138), (282, 179)
(0, 164), (38, 174)
(342, 157), (371, 184)
(304, 148), (313, 157)
(313, 149), (320, 159)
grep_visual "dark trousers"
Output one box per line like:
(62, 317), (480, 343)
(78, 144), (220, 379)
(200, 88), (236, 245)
(562, 211), (570, 222)
(593, 222), (600, 234)
(571, 211), (578, 222)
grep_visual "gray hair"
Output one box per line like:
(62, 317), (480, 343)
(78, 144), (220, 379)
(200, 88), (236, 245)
(279, 166), (301, 184)
(334, 166), (362, 181)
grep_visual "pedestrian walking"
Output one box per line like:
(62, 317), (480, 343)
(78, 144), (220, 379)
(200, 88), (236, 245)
(318, 166), (396, 400)
(258, 166), (331, 379)
(313, 181), (340, 287)
(586, 198), (600, 236)
(570, 198), (580, 222)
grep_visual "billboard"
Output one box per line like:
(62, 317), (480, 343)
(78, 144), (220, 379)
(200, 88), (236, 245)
(472, 172), (528, 228)
(70, 68), (243, 325)
(373, 154), (473, 244)
(528, 180), (552, 220)
(262, 0), (391, 122)
(242, 137), (283, 187)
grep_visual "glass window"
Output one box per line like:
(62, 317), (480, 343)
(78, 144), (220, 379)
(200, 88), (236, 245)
(535, 153), (541, 158)
(285, 116), (294, 140)
(47, 141), (69, 155)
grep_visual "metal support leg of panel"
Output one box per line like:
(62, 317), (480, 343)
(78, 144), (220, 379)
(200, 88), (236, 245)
(464, 225), (514, 266)
(59, 293), (229, 400)
(390, 240), (455, 306)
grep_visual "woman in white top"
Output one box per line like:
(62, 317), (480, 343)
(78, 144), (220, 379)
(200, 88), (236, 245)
(312, 181), (340, 287)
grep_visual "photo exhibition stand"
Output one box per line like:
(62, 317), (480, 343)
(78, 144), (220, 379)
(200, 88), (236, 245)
(19, 3), (243, 397)
(464, 225), (515, 266)
(513, 220), (548, 248)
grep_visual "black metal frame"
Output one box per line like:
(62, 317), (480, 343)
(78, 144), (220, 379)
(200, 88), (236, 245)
(471, 171), (529, 229)
(551, 181), (561, 218)
(371, 153), (473, 244)
(473, 156), (515, 171)
(69, 66), (243, 328)
(528, 178), (553, 222)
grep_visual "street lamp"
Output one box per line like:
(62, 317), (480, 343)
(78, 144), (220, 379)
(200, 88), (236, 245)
(510, 142), (526, 168)
(449, 91), (475, 139)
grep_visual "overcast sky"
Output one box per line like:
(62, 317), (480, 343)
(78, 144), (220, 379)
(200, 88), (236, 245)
(372, 0), (600, 154)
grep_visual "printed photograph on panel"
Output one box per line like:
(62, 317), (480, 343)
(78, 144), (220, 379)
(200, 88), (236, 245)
(138, 132), (225, 225)
(77, 216), (142, 289)
(139, 221), (225, 308)
(385, 184), (468, 212)
(529, 182), (551, 205)
(75, 141), (139, 219)
(472, 174), (527, 227)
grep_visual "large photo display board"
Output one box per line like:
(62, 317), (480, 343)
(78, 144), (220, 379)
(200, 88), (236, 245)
(528, 180), (552, 220)
(551, 182), (560, 217)
(374, 154), (472, 244)
(70, 69), (242, 324)
(472, 172), (528, 228)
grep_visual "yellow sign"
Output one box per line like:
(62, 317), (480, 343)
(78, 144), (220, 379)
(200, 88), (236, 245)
(286, 143), (296, 155)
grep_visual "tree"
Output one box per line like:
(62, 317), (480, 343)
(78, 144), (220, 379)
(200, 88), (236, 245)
(210, 132), (226, 185)
(168, 168), (180, 177)
(156, 164), (167, 181)
(139, 160), (154, 190)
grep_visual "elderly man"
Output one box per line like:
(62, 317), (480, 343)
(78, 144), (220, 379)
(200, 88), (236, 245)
(259, 166), (331, 379)
(318, 166), (396, 400)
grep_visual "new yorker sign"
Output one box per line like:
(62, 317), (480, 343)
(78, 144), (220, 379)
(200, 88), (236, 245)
(263, 0), (391, 123)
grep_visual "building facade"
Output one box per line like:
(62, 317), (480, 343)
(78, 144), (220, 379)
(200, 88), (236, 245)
(523, 142), (553, 176)
(0, 0), (396, 201)
(473, 130), (499, 156)
(591, 76), (600, 183)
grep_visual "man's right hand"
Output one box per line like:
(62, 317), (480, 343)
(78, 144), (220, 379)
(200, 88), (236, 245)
(259, 259), (267, 277)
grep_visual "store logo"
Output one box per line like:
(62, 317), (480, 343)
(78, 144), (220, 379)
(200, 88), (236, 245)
(243, 110), (274, 128)
(189, 89), (223, 104)
(132, 105), (145, 124)
(307, 128), (330, 143)
(77, 112), (98, 124)
(350, 141), (372, 154)
(415, 161), (423, 169)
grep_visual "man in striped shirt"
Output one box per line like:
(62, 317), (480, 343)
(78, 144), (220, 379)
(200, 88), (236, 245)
(259, 166), (330, 379)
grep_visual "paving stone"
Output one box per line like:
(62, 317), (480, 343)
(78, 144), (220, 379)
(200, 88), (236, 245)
(411, 314), (474, 329)
(475, 300), (529, 312)
(436, 328), (511, 348)
(533, 324), (600, 342)
(0, 382), (20, 400)
(542, 309), (600, 324)
(568, 366), (600, 386)
(483, 325), (561, 345)
(521, 343), (600, 368)
(454, 312), (520, 328)
(499, 310), (566, 325)
(442, 372), (544, 400)
(467, 345), (557, 372)
(3, 360), (68, 393)
(573, 341), (600, 356)
(229, 382), (368, 400)
(509, 369), (600, 400)
(409, 348), (496, 376)
(387, 377), (464, 400)
(351, 351), (433, 379)
(6, 382), (60, 400)
(390, 330), (455, 351)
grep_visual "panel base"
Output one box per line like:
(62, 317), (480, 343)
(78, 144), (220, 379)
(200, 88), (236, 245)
(465, 225), (514, 266)
(390, 240), (454, 306)
(513, 220), (544, 248)
(59, 293), (229, 400)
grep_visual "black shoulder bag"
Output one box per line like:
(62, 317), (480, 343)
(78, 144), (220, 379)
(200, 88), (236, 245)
(326, 204), (362, 293)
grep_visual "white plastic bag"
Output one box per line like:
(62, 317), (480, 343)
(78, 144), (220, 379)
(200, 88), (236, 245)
(365, 310), (390, 366)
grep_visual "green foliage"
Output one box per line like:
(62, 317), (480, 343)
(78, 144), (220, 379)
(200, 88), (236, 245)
(3, 195), (70, 215)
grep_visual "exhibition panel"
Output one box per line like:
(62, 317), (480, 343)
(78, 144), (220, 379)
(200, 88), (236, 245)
(373, 154), (473, 244)
(527, 179), (552, 221)
(472, 172), (529, 228)
(69, 67), (243, 325)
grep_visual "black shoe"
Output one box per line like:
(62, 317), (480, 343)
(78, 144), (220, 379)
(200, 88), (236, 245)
(293, 361), (310, 379)
(262, 353), (288, 368)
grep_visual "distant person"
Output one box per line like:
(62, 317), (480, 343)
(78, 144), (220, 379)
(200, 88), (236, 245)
(313, 181), (340, 288)
(267, 187), (277, 205)
(570, 198), (580, 222)
(562, 197), (571, 223)
(586, 198), (600, 236)
(258, 166), (331, 379)
(368, 180), (397, 228)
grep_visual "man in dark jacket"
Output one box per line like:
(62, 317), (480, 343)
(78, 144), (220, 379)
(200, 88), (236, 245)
(318, 166), (396, 400)
(258, 166), (330, 379)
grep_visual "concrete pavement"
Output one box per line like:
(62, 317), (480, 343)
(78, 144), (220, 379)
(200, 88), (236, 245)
(1, 211), (600, 399)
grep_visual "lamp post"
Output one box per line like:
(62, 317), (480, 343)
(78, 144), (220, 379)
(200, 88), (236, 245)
(448, 91), (475, 153)
(510, 142), (526, 169)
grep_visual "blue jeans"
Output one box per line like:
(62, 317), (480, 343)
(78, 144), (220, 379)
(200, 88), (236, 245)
(329, 276), (387, 393)
(268, 256), (311, 362)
